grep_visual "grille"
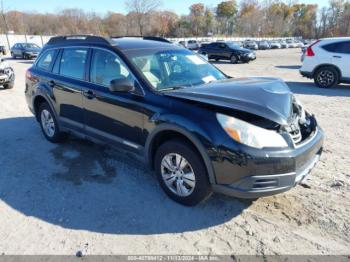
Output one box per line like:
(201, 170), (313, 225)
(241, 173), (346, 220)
(289, 128), (302, 144)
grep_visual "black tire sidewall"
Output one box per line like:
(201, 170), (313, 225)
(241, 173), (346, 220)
(4, 82), (14, 89)
(230, 55), (238, 64)
(38, 102), (64, 143)
(314, 67), (339, 88)
(155, 139), (212, 206)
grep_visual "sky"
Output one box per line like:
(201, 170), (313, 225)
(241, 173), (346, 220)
(5, 0), (329, 15)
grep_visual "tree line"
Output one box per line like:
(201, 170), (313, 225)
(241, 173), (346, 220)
(0, 0), (349, 39)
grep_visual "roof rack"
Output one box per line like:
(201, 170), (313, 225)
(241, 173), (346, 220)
(111, 36), (171, 43)
(46, 35), (113, 46)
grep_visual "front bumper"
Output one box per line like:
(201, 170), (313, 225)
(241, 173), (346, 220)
(212, 127), (324, 198)
(0, 71), (15, 86)
(24, 52), (39, 59)
(240, 53), (256, 61)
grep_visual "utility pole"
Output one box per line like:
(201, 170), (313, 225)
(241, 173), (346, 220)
(0, 0), (10, 50)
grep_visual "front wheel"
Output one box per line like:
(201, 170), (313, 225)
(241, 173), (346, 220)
(230, 55), (238, 64)
(155, 139), (212, 206)
(4, 82), (14, 89)
(38, 102), (66, 143)
(314, 66), (339, 88)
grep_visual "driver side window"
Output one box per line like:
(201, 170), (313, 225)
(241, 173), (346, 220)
(90, 49), (131, 87)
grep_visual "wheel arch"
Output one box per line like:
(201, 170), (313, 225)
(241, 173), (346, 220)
(312, 63), (342, 79)
(145, 124), (216, 184)
(32, 93), (58, 123)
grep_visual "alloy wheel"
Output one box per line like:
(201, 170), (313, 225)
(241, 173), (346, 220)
(317, 70), (335, 87)
(160, 153), (196, 197)
(41, 109), (55, 137)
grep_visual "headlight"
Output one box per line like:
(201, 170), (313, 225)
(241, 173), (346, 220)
(216, 113), (288, 149)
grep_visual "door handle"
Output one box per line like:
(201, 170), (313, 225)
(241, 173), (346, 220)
(83, 90), (96, 99)
(333, 55), (342, 58)
(48, 80), (55, 88)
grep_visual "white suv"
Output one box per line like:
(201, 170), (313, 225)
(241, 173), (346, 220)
(300, 37), (350, 88)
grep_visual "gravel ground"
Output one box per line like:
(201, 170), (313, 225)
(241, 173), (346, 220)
(0, 49), (349, 255)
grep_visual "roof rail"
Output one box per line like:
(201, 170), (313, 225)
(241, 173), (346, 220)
(111, 36), (171, 43)
(46, 35), (113, 46)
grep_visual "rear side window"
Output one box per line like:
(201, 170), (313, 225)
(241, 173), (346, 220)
(322, 41), (350, 54)
(37, 49), (57, 71)
(59, 48), (88, 80)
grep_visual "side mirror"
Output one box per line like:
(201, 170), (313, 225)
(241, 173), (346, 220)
(109, 78), (134, 93)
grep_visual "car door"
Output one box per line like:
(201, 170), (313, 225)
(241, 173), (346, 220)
(82, 48), (144, 150)
(329, 41), (350, 78)
(217, 43), (231, 59)
(211, 43), (222, 59)
(49, 47), (88, 131)
(13, 44), (21, 56)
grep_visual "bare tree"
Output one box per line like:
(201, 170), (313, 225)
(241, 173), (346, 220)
(125, 0), (162, 35)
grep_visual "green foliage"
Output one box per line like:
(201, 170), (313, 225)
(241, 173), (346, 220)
(216, 0), (238, 18)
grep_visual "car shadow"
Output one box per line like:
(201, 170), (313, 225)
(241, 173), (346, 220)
(17, 61), (34, 65)
(0, 116), (250, 235)
(211, 61), (247, 65)
(275, 65), (301, 70)
(287, 81), (350, 97)
(2, 57), (34, 64)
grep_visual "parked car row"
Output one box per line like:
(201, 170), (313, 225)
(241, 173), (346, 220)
(244, 39), (305, 50)
(177, 38), (308, 51)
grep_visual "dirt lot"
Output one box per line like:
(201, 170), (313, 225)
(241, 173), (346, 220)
(0, 49), (349, 255)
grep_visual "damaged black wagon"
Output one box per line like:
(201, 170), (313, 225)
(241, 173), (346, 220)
(25, 36), (324, 206)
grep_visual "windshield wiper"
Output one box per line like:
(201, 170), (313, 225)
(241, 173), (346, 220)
(158, 86), (185, 92)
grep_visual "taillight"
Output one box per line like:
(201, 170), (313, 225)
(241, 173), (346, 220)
(26, 70), (38, 82)
(25, 70), (32, 80)
(306, 39), (321, 57)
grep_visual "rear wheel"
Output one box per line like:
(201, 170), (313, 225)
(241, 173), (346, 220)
(314, 66), (339, 88)
(11, 52), (16, 59)
(155, 139), (212, 206)
(38, 102), (66, 143)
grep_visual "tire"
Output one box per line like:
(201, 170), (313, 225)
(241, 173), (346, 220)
(314, 66), (339, 88)
(201, 52), (209, 60)
(230, 55), (238, 64)
(4, 82), (14, 89)
(154, 139), (212, 206)
(38, 102), (66, 143)
(11, 52), (16, 59)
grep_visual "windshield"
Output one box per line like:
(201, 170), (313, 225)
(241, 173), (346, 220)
(129, 49), (227, 91)
(23, 43), (40, 49)
(226, 42), (240, 49)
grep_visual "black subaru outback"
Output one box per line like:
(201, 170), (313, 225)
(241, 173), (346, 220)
(25, 35), (324, 206)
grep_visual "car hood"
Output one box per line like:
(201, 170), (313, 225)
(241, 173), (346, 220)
(164, 77), (293, 126)
(0, 61), (10, 70)
(237, 47), (252, 53)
